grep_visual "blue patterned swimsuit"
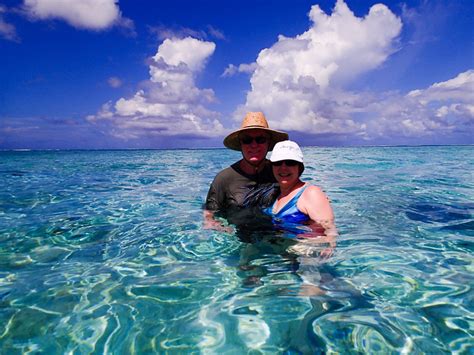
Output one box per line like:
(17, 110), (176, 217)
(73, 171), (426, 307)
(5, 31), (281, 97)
(264, 185), (310, 224)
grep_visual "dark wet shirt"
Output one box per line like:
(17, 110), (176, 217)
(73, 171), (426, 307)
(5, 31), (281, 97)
(205, 160), (277, 211)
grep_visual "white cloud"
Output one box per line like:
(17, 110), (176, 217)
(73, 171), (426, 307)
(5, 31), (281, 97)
(207, 25), (225, 40)
(350, 70), (474, 140)
(148, 24), (225, 42)
(0, 5), (19, 42)
(222, 63), (258, 77)
(149, 25), (207, 42)
(408, 70), (474, 103)
(236, 0), (402, 135)
(88, 37), (225, 140)
(235, 0), (472, 142)
(23, 0), (133, 31)
(153, 37), (215, 71)
(107, 76), (122, 88)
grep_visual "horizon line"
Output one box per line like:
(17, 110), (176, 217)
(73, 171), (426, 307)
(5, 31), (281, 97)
(1, 143), (473, 152)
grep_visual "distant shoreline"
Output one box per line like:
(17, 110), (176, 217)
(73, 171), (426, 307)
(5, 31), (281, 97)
(1, 144), (473, 152)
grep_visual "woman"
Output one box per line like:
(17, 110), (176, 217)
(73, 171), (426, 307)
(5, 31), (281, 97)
(264, 140), (337, 257)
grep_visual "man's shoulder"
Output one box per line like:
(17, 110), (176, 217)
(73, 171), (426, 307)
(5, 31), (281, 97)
(214, 164), (239, 178)
(211, 163), (242, 185)
(212, 159), (275, 185)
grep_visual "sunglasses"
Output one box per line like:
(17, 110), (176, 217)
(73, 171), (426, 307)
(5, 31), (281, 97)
(272, 160), (299, 167)
(240, 136), (268, 145)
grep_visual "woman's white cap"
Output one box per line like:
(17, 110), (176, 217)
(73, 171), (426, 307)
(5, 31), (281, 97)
(269, 140), (304, 163)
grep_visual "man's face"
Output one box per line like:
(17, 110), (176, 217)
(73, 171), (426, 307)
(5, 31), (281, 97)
(239, 129), (270, 165)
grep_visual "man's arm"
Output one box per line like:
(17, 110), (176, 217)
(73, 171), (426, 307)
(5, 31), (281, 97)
(203, 175), (235, 233)
(202, 209), (235, 233)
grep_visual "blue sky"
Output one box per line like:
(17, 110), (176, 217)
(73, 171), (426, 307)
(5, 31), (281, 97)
(0, 0), (472, 149)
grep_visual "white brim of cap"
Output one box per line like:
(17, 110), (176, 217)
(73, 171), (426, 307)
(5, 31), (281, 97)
(269, 152), (303, 163)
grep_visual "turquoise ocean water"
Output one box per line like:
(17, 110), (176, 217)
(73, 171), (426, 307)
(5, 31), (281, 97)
(0, 146), (473, 353)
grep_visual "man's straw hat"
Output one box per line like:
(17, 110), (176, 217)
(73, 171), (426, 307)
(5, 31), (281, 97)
(223, 112), (289, 151)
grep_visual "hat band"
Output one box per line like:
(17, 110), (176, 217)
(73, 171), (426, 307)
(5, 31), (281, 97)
(241, 124), (268, 129)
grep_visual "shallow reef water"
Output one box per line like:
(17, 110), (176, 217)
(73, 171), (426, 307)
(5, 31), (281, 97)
(0, 146), (473, 353)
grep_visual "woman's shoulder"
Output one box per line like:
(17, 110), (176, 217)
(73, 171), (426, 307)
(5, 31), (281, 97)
(299, 184), (334, 219)
(301, 184), (330, 203)
(302, 184), (324, 195)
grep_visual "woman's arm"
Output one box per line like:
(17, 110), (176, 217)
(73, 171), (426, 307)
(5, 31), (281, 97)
(298, 185), (335, 225)
(296, 185), (338, 257)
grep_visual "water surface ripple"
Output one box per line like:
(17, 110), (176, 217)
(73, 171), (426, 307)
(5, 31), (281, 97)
(0, 147), (472, 353)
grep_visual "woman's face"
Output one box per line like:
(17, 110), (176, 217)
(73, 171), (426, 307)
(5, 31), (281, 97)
(272, 160), (300, 189)
(239, 129), (270, 165)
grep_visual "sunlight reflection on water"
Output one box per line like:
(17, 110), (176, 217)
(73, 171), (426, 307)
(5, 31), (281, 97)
(0, 146), (473, 353)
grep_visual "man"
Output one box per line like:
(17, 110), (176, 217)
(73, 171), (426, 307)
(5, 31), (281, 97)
(204, 112), (288, 230)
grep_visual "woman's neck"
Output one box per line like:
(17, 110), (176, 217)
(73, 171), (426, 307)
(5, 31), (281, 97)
(279, 180), (304, 198)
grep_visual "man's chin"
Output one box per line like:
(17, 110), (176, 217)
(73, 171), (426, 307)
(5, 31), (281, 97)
(248, 157), (263, 164)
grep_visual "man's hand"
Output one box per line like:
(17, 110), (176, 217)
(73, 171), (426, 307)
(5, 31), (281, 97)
(203, 210), (235, 234)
